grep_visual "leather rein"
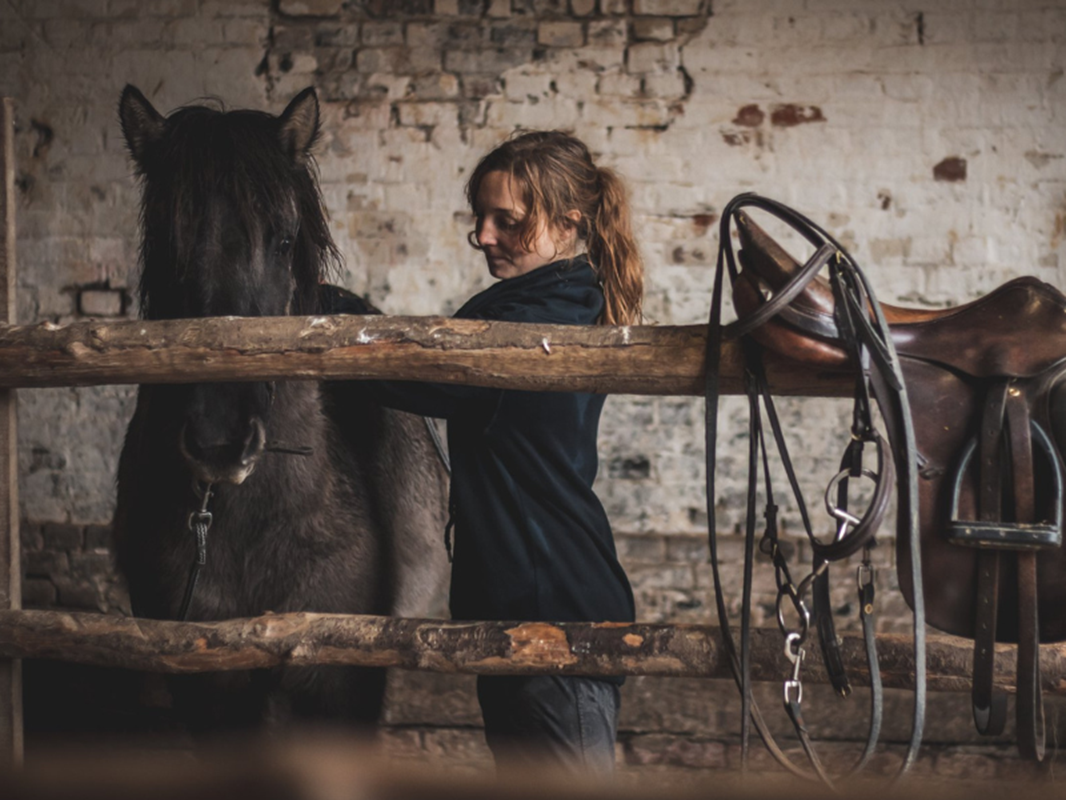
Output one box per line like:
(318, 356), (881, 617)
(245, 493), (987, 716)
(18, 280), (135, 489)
(705, 194), (926, 784)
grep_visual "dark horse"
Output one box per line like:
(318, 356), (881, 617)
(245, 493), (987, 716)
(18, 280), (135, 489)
(114, 85), (449, 731)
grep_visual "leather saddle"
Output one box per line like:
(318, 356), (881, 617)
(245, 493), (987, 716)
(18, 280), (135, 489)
(734, 210), (1066, 761)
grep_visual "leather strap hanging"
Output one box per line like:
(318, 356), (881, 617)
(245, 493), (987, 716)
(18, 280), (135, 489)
(705, 194), (926, 784)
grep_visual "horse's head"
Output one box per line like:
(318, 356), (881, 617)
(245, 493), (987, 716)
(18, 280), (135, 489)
(119, 85), (339, 484)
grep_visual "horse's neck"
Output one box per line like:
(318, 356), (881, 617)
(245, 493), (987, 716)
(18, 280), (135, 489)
(268, 380), (327, 450)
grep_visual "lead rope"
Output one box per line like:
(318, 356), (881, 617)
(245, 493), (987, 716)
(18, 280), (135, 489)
(177, 481), (214, 622)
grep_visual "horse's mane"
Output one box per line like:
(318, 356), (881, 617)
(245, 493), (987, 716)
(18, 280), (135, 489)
(136, 102), (341, 318)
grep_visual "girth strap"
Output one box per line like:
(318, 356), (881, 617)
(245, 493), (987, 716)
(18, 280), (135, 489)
(971, 381), (1009, 736)
(971, 550), (1007, 734)
(965, 382), (1049, 759)
(1006, 387), (1046, 761)
(1017, 550), (1045, 760)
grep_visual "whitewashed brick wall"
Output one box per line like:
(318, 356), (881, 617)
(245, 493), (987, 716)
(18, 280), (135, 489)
(1, 0), (1064, 608)
(3, 0), (1066, 776)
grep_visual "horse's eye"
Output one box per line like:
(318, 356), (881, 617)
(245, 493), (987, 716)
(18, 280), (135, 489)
(276, 237), (294, 256)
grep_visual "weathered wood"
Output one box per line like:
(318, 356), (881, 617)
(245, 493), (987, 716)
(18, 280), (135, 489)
(0, 97), (22, 767)
(3, 610), (1065, 695)
(0, 315), (854, 396)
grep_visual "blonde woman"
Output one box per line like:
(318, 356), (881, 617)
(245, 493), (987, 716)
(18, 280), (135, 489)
(334, 131), (644, 772)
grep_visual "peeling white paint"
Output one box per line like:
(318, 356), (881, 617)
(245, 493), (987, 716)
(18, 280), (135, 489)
(357, 329), (377, 344)
(300, 317), (335, 337)
(541, 338), (551, 354)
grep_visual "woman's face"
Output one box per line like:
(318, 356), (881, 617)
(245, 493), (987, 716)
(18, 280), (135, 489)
(473, 170), (576, 280)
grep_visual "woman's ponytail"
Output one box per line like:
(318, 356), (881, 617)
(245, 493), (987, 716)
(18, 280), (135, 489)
(588, 167), (643, 326)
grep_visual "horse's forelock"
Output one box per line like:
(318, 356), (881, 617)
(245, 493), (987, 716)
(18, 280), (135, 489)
(137, 102), (339, 317)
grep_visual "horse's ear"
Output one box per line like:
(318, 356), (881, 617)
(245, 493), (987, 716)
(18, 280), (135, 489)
(277, 87), (320, 164)
(119, 85), (165, 168)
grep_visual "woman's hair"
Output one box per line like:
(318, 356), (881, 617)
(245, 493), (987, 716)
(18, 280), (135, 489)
(465, 130), (643, 326)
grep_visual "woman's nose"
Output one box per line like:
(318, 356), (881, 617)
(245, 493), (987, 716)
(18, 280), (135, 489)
(476, 220), (496, 247)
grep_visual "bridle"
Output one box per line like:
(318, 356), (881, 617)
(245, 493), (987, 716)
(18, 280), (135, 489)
(704, 194), (925, 785)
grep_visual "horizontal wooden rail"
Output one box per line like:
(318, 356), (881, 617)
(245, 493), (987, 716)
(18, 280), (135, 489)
(0, 315), (853, 396)
(2, 610), (1065, 695)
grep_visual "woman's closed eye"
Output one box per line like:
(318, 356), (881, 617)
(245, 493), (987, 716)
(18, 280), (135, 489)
(477, 211), (521, 233)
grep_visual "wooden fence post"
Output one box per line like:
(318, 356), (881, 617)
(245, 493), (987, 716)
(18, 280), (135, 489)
(0, 97), (23, 766)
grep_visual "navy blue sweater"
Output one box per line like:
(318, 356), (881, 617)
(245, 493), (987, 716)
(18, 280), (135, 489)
(325, 256), (635, 629)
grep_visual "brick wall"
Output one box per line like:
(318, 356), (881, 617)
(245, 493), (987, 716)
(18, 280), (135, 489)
(2, 0), (1065, 776)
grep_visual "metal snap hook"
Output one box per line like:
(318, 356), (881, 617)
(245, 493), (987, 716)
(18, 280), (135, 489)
(783, 632), (805, 705)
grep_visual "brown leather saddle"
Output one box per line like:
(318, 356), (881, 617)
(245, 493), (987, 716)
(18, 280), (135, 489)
(734, 209), (1066, 762)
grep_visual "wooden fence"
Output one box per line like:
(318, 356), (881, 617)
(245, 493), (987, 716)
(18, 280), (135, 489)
(1, 98), (1065, 770)
(1, 97), (22, 766)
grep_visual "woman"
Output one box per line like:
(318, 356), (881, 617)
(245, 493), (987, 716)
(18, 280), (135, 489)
(333, 131), (643, 772)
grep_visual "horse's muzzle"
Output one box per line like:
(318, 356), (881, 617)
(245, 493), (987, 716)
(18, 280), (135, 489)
(179, 417), (266, 485)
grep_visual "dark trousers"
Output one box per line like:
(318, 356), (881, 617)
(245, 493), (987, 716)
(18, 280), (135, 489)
(477, 674), (620, 774)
